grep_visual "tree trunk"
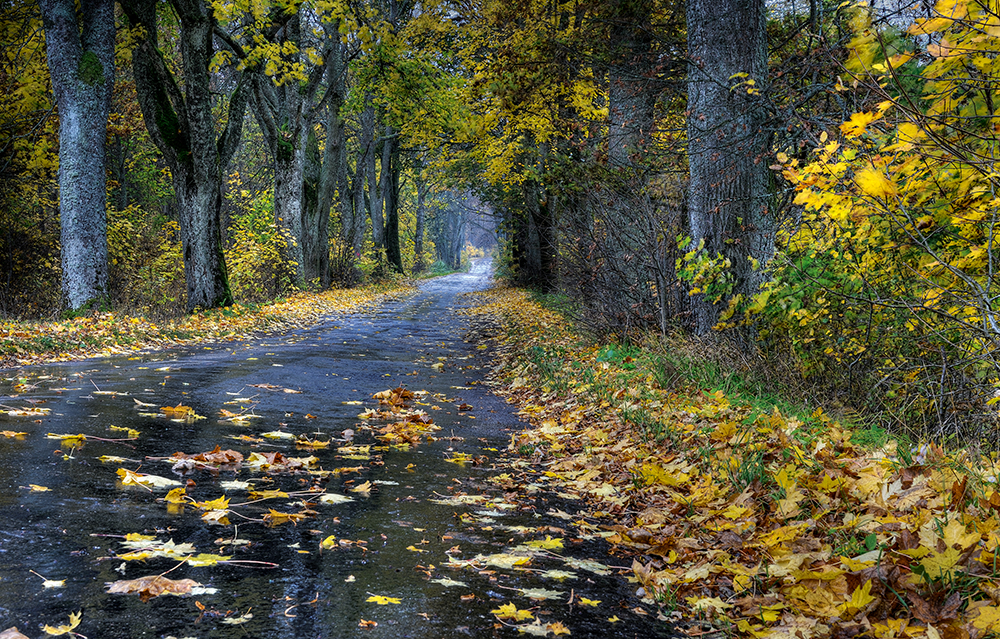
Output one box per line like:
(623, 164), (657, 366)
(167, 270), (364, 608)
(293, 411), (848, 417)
(413, 170), (426, 273)
(362, 99), (385, 248)
(302, 129), (327, 286)
(382, 128), (403, 273)
(272, 142), (305, 284)
(249, 13), (313, 287)
(122, 0), (247, 311)
(605, 0), (656, 168)
(686, 0), (771, 335)
(38, 0), (114, 310)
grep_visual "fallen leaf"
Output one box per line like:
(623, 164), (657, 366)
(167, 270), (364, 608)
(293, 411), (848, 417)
(350, 481), (373, 494)
(263, 509), (308, 527)
(366, 595), (401, 605)
(107, 575), (205, 602)
(221, 611), (253, 625)
(116, 468), (181, 488)
(42, 611), (80, 636)
(578, 597), (600, 607)
(526, 536), (564, 550)
(492, 603), (534, 621)
(0, 628), (30, 639)
(520, 587), (564, 600)
(430, 577), (467, 587)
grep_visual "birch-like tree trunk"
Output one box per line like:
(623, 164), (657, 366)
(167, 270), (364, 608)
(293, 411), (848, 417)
(38, 0), (114, 310)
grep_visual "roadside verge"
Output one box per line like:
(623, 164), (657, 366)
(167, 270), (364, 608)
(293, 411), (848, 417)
(467, 285), (1000, 639)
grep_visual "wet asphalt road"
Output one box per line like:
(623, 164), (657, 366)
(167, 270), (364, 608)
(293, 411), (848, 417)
(0, 260), (673, 639)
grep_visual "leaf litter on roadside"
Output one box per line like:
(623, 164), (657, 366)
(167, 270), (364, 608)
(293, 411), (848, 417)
(466, 285), (1000, 639)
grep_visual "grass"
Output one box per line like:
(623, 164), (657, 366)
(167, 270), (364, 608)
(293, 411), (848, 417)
(521, 286), (918, 459)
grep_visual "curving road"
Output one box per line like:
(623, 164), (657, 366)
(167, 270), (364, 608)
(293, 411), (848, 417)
(0, 260), (671, 639)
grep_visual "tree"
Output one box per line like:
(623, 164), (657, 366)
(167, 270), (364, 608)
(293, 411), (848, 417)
(38, 0), (114, 310)
(685, 0), (772, 336)
(121, 0), (250, 311)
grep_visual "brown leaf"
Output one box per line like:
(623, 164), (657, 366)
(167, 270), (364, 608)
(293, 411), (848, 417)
(0, 628), (30, 639)
(106, 575), (201, 602)
(950, 475), (969, 511)
(173, 445), (243, 466)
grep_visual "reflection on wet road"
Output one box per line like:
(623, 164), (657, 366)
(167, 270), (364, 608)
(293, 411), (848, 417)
(0, 260), (670, 638)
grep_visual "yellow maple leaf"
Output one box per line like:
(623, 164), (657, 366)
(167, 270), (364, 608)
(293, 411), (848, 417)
(918, 547), (962, 580)
(974, 606), (1000, 632)
(547, 621), (571, 635)
(195, 495), (230, 511)
(840, 111), (879, 138)
(687, 596), (733, 614)
(366, 594), (401, 605)
(351, 481), (372, 494)
(491, 602), (534, 621)
(43, 611), (81, 636)
(116, 468), (181, 488)
(526, 536), (563, 550)
(855, 167), (897, 199)
(578, 597), (600, 607)
(942, 518), (981, 549)
(164, 487), (186, 504)
(837, 580), (877, 617)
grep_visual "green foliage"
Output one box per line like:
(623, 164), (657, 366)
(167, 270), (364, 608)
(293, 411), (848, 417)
(225, 197), (296, 303)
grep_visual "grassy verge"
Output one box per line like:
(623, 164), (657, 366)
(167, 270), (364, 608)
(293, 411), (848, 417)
(467, 285), (1000, 639)
(1, 281), (411, 366)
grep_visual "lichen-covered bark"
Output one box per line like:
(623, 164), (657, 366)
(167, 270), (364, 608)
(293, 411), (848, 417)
(362, 99), (385, 248)
(686, 0), (772, 336)
(38, 0), (115, 310)
(122, 0), (248, 311)
(302, 130), (329, 287)
(383, 129), (403, 273)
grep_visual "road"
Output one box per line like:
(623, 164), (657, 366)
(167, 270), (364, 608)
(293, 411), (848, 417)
(0, 260), (670, 638)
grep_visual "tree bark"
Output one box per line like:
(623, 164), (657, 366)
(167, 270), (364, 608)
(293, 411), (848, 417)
(605, 0), (656, 168)
(382, 126), (403, 273)
(38, 0), (114, 310)
(413, 169), (426, 273)
(122, 0), (248, 311)
(362, 99), (385, 248)
(686, 0), (772, 335)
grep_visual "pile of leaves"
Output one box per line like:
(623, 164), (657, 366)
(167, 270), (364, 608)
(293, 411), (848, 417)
(0, 283), (409, 367)
(469, 286), (1000, 639)
(362, 387), (442, 445)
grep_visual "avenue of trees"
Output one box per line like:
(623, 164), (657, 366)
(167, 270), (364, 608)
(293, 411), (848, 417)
(2, 0), (999, 441)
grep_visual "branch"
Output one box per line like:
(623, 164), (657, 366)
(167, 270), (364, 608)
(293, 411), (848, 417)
(213, 25), (247, 59)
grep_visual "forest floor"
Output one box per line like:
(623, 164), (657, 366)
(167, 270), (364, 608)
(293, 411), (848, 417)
(3, 267), (1000, 639)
